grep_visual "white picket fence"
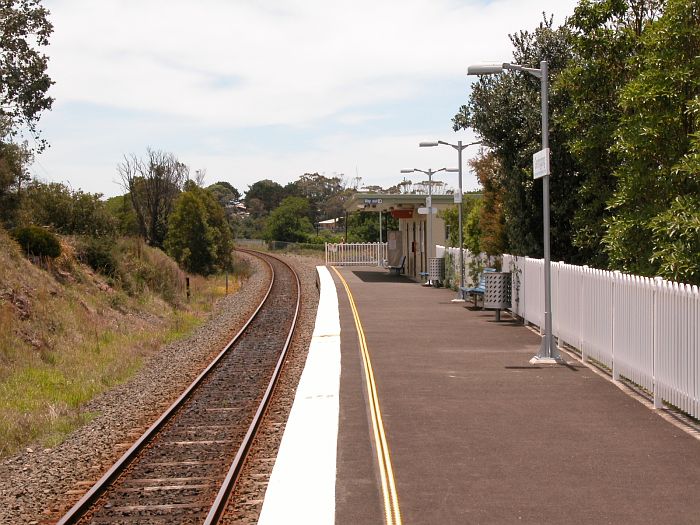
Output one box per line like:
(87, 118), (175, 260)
(325, 242), (388, 266)
(503, 255), (700, 418)
(435, 246), (489, 287)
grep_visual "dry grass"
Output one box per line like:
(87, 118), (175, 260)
(0, 230), (241, 457)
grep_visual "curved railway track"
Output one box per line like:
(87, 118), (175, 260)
(57, 249), (300, 525)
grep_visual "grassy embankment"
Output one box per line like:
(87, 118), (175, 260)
(0, 229), (249, 457)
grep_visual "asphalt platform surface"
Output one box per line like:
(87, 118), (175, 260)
(332, 266), (700, 525)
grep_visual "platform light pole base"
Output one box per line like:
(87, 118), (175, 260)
(529, 355), (564, 365)
(451, 298), (466, 303)
(530, 337), (565, 365)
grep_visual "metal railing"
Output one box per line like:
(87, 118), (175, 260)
(325, 243), (387, 267)
(503, 255), (700, 418)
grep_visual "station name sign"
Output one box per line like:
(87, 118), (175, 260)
(532, 148), (550, 179)
(364, 198), (383, 205)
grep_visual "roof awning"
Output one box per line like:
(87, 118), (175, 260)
(345, 192), (463, 213)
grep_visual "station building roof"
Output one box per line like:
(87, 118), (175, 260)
(345, 193), (459, 214)
(345, 192), (482, 217)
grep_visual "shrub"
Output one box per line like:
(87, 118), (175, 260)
(79, 237), (118, 277)
(114, 238), (186, 305)
(11, 225), (61, 258)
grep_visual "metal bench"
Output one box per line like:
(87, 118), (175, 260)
(459, 268), (496, 307)
(387, 255), (406, 275)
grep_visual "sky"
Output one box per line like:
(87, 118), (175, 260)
(34, 0), (580, 198)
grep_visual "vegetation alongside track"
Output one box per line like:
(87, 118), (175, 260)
(0, 228), (249, 458)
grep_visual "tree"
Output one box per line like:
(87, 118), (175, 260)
(555, 0), (662, 267)
(244, 179), (286, 218)
(454, 17), (580, 261)
(346, 211), (398, 243)
(285, 172), (346, 224)
(104, 194), (140, 236)
(118, 148), (189, 247)
(470, 152), (506, 255)
(19, 181), (116, 236)
(604, 0), (700, 282)
(263, 196), (314, 242)
(0, 0), (54, 149)
(165, 182), (233, 275)
(0, 137), (32, 224)
(439, 195), (482, 251)
(207, 181), (240, 207)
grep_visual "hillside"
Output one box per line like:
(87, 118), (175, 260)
(0, 228), (239, 457)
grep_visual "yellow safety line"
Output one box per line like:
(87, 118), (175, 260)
(331, 266), (402, 525)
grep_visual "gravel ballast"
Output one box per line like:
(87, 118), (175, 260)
(0, 251), (322, 524)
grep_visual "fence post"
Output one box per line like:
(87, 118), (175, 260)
(653, 276), (664, 409)
(612, 270), (621, 381)
(581, 266), (588, 363)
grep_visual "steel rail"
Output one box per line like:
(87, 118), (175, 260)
(204, 249), (301, 523)
(56, 249), (297, 525)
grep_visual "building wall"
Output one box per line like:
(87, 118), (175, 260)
(397, 215), (446, 280)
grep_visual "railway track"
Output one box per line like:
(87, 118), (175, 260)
(57, 250), (301, 525)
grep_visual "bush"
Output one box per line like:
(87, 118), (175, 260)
(11, 225), (61, 258)
(114, 238), (186, 305)
(79, 237), (118, 277)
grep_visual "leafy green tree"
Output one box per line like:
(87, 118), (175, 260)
(454, 17), (580, 261)
(604, 0), (699, 282)
(104, 194), (140, 236)
(165, 191), (215, 275)
(285, 173), (346, 224)
(555, 0), (662, 267)
(0, 0), (54, 149)
(470, 152), (506, 255)
(20, 181), (116, 236)
(207, 181), (240, 208)
(198, 183), (233, 271)
(263, 196), (314, 242)
(0, 137), (31, 225)
(165, 182), (233, 275)
(346, 211), (397, 243)
(650, 195), (700, 284)
(439, 195), (482, 250)
(244, 179), (286, 218)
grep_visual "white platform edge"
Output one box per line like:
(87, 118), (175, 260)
(257, 265), (341, 525)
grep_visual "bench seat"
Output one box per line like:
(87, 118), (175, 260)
(388, 255), (406, 275)
(459, 268), (496, 306)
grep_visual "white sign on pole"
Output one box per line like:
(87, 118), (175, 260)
(417, 207), (437, 215)
(533, 148), (550, 179)
(454, 193), (462, 204)
(425, 196), (432, 207)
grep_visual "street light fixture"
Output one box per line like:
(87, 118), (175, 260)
(401, 167), (458, 284)
(467, 60), (561, 364)
(419, 139), (482, 301)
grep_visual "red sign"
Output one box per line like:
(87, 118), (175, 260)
(391, 209), (413, 219)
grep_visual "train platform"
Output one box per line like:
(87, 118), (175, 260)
(260, 266), (700, 525)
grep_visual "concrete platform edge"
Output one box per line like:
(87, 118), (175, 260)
(258, 265), (341, 525)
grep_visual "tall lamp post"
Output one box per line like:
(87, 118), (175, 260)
(419, 139), (482, 301)
(467, 60), (561, 364)
(400, 167), (458, 282)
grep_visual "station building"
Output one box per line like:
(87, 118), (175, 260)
(345, 192), (459, 281)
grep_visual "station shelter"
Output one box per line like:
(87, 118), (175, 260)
(345, 193), (456, 281)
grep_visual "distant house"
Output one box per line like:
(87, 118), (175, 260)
(318, 217), (344, 232)
(226, 200), (249, 217)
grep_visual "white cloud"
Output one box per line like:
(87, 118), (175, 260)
(46, 0), (577, 126)
(38, 0), (579, 195)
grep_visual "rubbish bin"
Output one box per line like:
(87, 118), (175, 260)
(484, 272), (511, 321)
(428, 257), (445, 284)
